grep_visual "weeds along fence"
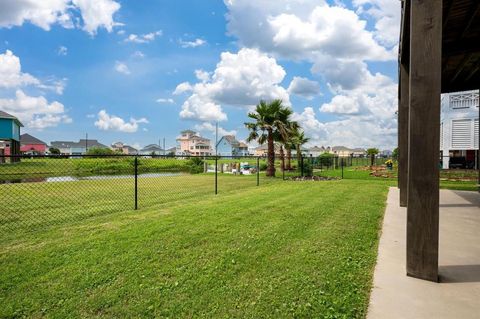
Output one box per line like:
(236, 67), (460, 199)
(1, 153), (477, 235)
(0, 154), (272, 235)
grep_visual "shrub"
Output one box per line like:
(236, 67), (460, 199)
(86, 147), (119, 156)
(318, 153), (334, 167)
(259, 163), (268, 171)
(297, 159), (313, 176)
(187, 157), (204, 174)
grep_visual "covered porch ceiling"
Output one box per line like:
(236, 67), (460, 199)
(400, 0), (480, 93)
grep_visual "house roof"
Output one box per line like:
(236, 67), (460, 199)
(124, 145), (138, 153)
(255, 143), (282, 151)
(140, 144), (163, 151)
(332, 146), (352, 152)
(181, 129), (196, 134)
(0, 110), (24, 127)
(309, 146), (324, 151)
(351, 148), (365, 152)
(50, 139), (107, 149)
(238, 142), (248, 148)
(20, 133), (46, 145)
(217, 135), (240, 147)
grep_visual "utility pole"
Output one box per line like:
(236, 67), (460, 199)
(163, 137), (166, 156)
(85, 133), (88, 154)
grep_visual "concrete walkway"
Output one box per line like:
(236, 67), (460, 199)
(368, 187), (480, 319)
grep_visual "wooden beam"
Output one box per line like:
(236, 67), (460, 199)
(399, 62), (409, 207)
(442, 0), (453, 29)
(407, 0), (442, 282)
(460, 2), (480, 39)
(400, 0), (411, 66)
(450, 54), (472, 84)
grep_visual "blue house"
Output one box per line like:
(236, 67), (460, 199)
(216, 135), (249, 157)
(0, 110), (23, 162)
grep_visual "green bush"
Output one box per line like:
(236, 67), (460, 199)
(297, 159), (313, 176)
(259, 163), (268, 171)
(85, 147), (119, 156)
(318, 153), (334, 167)
(186, 157), (204, 174)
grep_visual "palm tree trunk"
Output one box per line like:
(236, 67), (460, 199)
(280, 145), (285, 172)
(267, 130), (275, 177)
(286, 146), (292, 170)
(296, 144), (301, 168)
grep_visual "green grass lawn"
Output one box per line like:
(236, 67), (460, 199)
(0, 176), (390, 318)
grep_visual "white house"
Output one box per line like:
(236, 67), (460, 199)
(440, 90), (479, 169)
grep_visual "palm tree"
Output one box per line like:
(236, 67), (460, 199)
(245, 100), (293, 177)
(284, 121), (299, 170)
(366, 148), (379, 167)
(291, 128), (310, 169)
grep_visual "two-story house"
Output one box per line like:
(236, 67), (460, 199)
(176, 130), (212, 156)
(20, 133), (47, 155)
(111, 142), (138, 155)
(440, 90), (479, 169)
(0, 110), (23, 162)
(216, 135), (249, 156)
(50, 139), (108, 155)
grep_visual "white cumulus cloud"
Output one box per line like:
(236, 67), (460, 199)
(0, 90), (71, 130)
(178, 48), (290, 122)
(173, 82), (193, 95)
(0, 50), (40, 88)
(124, 30), (162, 43)
(194, 122), (237, 137)
(0, 0), (121, 35)
(179, 38), (206, 48)
(114, 61), (130, 75)
(94, 110), (148, 133)
(57, 45), (68, 56)
(156, 98), (174, 104)
(287, 77), (321, 99)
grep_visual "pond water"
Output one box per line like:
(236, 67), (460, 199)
(0, 172), (185, 184)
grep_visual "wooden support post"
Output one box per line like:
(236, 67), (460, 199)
(406, 0), (442, 282)
(399, 63), (410, 207)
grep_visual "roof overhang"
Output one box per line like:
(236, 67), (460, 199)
(400, 0), (480, 93)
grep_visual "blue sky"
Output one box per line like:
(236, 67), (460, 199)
(0, 0), (400, 150)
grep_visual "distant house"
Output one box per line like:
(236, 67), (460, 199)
(330, 146), (365, 157)
(253, 144), (282, 157)
(111, 142), (138, 155)
(50, 139), (108, 155)
(176, 130), (212, 156)
(139, 144), (164, 155)
(351, 148), (366, 157)
(440, 90), (479, 169)
(291, 146), (309, 156)
(308, 146), (326, 157)
(165, 147), (178, 155)
(20, 133), (47, 155)
(0, 110), (23, 162)
(216, 135), (249, 156)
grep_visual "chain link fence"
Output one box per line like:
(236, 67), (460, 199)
(0, 155), (274, 236)
(1, 153), (478, 236)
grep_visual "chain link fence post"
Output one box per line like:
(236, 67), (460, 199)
(257, 157), (260, 186)
(215, 156), (218, 195)
(134, 156), (138, 210)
